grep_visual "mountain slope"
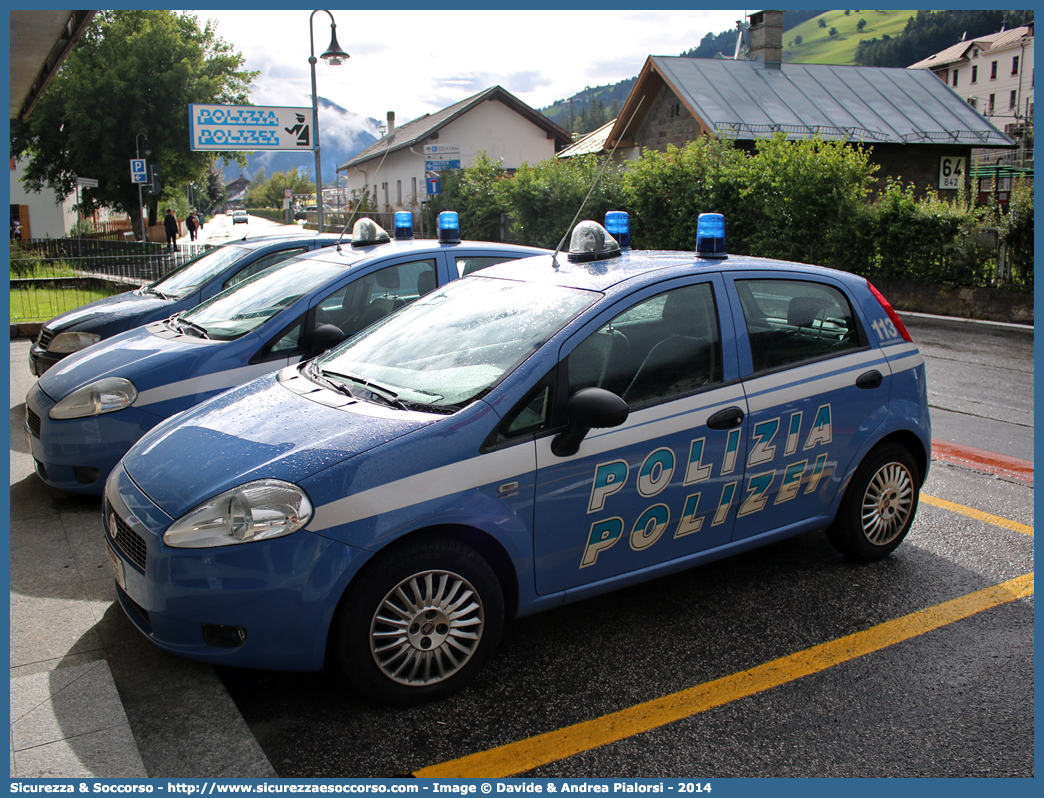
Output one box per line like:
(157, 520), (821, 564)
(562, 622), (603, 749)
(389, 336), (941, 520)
(222, 96), (380, 186)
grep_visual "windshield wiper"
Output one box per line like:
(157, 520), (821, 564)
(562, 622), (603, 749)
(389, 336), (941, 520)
(176, 317), (210, 339)
(321, 369), (408, 410)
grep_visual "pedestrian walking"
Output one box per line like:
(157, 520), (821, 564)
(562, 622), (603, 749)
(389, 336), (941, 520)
(164, 208), (179, 252)
(186, 212), (198, 242)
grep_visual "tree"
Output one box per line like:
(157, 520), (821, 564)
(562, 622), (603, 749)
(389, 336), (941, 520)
(857, 19), (867, 33)
(818, 18), (827, 28)
(201, 166), (226, 214)
(245, 168), (315, 209)
(11, 10), (257, 237)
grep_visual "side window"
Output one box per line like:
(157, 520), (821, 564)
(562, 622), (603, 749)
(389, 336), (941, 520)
(738, 279), (858, 373)
(225, 248), (306, 288)
(269, 318), (304, 354)
(253, 314), (307, 363)
(485, 375), (555, 450)
(567, 282), (721, 407)
(315, 259), (437, 338)
(455, 256), (520, 277)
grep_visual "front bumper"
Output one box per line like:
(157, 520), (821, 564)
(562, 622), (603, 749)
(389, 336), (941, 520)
(24, 383), (162, 495)
(28, 341), (65, 377)
(104, 466), (367, 671)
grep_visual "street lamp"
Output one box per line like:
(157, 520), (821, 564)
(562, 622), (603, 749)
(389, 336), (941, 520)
(135, 133), (150, 245)
(308, 10), (350, 233)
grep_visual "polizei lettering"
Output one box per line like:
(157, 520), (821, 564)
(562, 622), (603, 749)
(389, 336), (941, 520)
(580, 406), (833, 567)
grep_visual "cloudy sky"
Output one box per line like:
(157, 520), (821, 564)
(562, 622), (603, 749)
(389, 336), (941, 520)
(198, 8), (750, 146)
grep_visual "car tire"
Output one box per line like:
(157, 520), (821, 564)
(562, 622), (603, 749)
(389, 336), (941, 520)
(331, 535), (504, 705)
(826, 441), (921, 561)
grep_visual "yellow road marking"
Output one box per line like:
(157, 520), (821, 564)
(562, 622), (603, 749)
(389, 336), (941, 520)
(415, 573), (1034, 778)
(920, 493), (1034, 537)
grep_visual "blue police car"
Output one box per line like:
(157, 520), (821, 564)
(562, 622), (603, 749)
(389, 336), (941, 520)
(25, 215), (547, 495)
(103, 213), (930, 705)
(29, 233), (346, 376)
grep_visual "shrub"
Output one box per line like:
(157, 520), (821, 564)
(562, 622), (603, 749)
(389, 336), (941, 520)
(503, 154), (626, 248)
(1001, 176), (1033, 288)
(739, 134), (878, 269)
(424, 152), (512, 242)
(621, 138), (747, 251)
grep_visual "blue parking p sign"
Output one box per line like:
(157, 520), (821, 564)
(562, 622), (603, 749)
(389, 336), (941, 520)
(130, 159), (148, 184)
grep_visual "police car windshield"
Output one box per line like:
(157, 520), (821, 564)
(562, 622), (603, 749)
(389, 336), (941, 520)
(180, 257), (347, 340)
(147, 245), (249, 299)
(317, 276), (596, 411)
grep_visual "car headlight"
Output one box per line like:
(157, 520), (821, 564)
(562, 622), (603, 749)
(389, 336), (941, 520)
(164, 480), (313, 548)
(49, 377), (137, 419)
(47, 331), (102, 354)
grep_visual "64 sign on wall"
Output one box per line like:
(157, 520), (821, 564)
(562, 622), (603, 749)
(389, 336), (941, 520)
(939, 156), (965, 190)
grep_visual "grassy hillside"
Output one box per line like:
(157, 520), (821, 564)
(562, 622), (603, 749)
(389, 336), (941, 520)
(783, 10), (916, 65)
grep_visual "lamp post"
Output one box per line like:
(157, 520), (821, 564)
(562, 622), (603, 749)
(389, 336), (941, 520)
(308, 10), (350, 233)
(135, 133), (150, 246)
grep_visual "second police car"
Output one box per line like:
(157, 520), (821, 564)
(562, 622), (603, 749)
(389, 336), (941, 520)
(104, 213), (931, 705)
(26, 214), (547, 494)
(28, 233), (346, 376)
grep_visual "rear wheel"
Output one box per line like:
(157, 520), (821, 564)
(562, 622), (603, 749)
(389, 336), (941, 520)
(331, 536), (504, 705)
(827, 442), (920, 561)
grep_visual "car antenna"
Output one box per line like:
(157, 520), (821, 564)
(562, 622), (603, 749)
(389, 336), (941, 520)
(551, 97), (644, 268)
(333, 147), (392, 252)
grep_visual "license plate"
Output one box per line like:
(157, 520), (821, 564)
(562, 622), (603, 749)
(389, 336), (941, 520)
(106, 543), (127, 592)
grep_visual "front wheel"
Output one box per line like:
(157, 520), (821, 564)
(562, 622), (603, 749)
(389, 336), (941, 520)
(331, 536), (504, 705)
(827, 442), (921, 561)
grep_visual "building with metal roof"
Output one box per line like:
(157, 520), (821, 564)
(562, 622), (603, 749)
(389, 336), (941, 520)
(605, 10), (1015, 196)
(337, 86), (570, 214)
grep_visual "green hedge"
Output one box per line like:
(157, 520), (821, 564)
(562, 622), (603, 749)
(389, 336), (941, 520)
(429, 135), (1030, 291)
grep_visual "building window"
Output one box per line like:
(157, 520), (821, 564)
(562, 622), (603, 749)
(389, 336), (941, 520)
(990, 60), (998, 79)
(396, 180), (402, 205)
(1010, 90), (1017, 110)
(988, 94), (995, 113)
(971, 65), (978, 83)
(411, 177), (417, 201)
(968, 96), (978, 110)
(1012, 56), (1019, 75)
(952, 70), (959, 87)
(382, 182), (388, 208)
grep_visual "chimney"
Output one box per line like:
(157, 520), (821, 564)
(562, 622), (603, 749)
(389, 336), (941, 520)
(748, 9), (784, 68)
(386, 111), (395, 139)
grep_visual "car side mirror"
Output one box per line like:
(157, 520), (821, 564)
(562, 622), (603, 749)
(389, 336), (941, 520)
(551, 387), (629, 457)
(307, 324), (347, 357)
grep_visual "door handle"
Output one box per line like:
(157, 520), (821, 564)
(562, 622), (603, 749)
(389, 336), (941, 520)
(707, 406), (744, 430)
(856, 370), (883, 390)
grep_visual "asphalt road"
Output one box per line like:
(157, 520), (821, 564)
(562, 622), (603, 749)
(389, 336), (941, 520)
(903, 314), (1034, 462)
(212, 314), (1034, 779)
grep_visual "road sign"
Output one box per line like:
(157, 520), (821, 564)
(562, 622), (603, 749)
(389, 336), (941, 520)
(425, 159), (461, 172)
(188, 104), (315, 151)
(130, 159), (147, 184)
(423, 144), (460, 156)
(426, 177), (441, 195)
(77, 177), (98, 188)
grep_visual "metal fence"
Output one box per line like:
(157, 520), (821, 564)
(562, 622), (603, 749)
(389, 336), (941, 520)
(10, 238), (212, 323)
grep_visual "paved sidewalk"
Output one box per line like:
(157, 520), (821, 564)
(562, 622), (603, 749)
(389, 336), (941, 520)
(10, 339), (274, 778)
